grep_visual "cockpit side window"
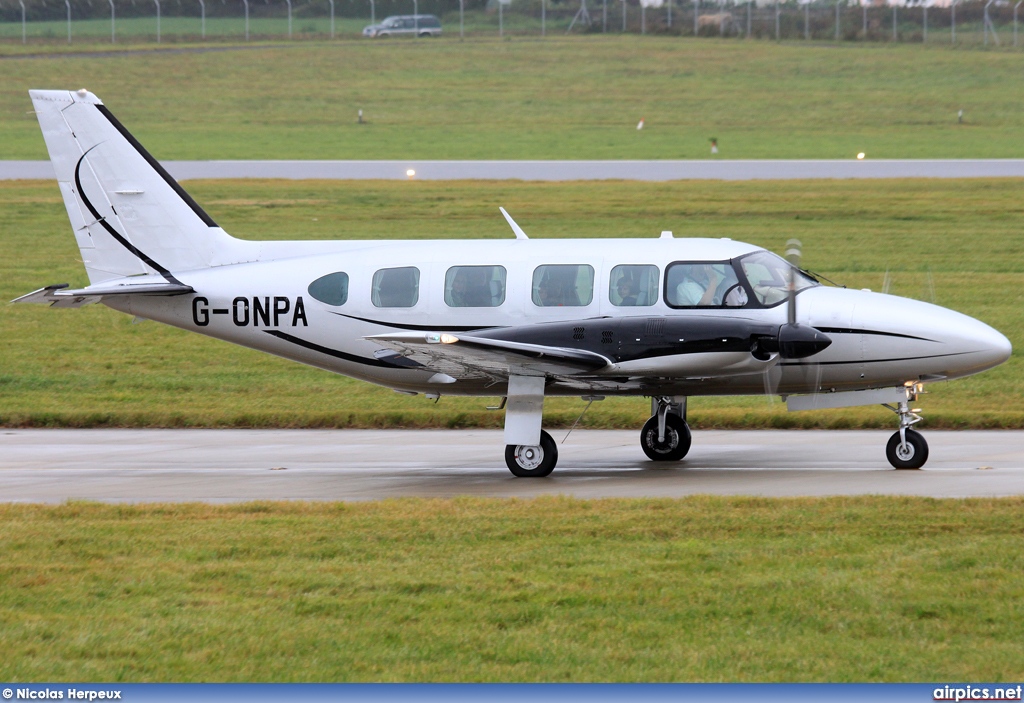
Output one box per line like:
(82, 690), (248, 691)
(665, 261), (747, 308)
(739, 251), (818, 306)
(308, 272), (349, 306)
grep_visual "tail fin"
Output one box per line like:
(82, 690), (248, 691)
(30, 89), (246, 284)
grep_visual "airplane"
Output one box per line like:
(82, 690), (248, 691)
(15, 89), (1013, 477)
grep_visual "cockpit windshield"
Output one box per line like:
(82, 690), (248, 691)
(738, 251), (819, 306)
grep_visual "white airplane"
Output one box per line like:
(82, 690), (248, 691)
(16, 89), (1012, 476)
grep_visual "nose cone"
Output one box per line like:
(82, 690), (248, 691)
(959, 315), (1013, 374)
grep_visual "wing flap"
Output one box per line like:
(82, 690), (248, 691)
(366, 331), (611, 380)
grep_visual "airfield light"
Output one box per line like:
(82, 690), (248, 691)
(857, 152), (865, 160)
(406, 169), (416, 179)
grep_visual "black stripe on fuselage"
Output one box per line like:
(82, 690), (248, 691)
(780, 351), (974, 367)
(73, 148), (184, 287)
(264, 330), (423, 369)
(96, 104), (219, 228)
(327, 310), (498, 333)
(815, 327), (935, 342)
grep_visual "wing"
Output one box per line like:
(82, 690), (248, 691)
(365, 331), (612, 381)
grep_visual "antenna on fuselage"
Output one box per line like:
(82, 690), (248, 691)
(499, 207), (529, 240)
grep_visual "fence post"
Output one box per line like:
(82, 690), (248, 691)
(835, 0), (840, 40)
(923, 4), (927, 42)
(19, 0), (26, 43)
(747, 0), (751, 37)
(862, 3), (866, 37)
(622, 0), (626, 31)
(370, 0), (375, 24)
(198, 0), (205, 38)
(329, 0), (334, 38)
(108, 0), (115, 42)
(460, 0), (464, 38)
(804, 1), (808, 39)
(951, 0), (956, 44)
(155, 0), (161, 42)
(666, 0), (670, 27)
(892, 2), (895, 41)
(775, 0), (779, 39)
(414, 0), (418, 37)
(641, 3), (645, 32)
(285, 0), (291, 37)
(604, 0), (608, 30)
(694, 0), (698, 35)
(499, 0), (503, 36)
(65, 0), (71, 42)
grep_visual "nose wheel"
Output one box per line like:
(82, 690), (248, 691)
(505, 429), (557, 477)
(886, 428), (929, 469)
(883, 392), (928, 469)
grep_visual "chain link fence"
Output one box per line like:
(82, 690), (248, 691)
(1, 0), (1020, 44)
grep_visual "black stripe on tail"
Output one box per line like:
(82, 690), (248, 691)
(96, 104), (219, 228)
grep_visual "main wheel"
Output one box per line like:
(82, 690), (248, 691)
(640, 413), (692, 461)
(886, 428), (929, 469)
(505, 429), (558, 477)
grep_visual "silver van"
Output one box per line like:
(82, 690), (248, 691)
(363, 14), (442, 37)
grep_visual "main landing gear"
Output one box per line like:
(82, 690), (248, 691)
(505, 430), (558, 477)
(640, 396), (691, 462)
(884, 394), (929, 469)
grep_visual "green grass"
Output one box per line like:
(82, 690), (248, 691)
(3, 37), (1024, 159)
(1, 177), (1021, 429)
(1, 497), (1023, 681)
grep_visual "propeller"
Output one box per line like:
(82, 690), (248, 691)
(757, 238), (830, 401)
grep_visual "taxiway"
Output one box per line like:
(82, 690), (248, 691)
(1, 429), (1021, 502)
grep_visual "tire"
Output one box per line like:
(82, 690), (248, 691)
(886, 428), (929, 469)
(505, 429), (558, 477)
(640, 413), (691, 461)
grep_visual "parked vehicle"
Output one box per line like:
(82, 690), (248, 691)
(362, 15), (442, 37)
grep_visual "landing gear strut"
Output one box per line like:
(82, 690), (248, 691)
(884, 392), (929, 469)
(641, 396), (691, 461)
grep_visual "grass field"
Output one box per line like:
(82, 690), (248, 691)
(4, 38), (1024, 160)
(1, 497), (1022, 681)
(1, 177), (1021, 430)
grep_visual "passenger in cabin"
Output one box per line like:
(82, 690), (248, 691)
(616, 276), (640, 306)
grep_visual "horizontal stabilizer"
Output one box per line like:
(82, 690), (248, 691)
(12, 281), (194, 308)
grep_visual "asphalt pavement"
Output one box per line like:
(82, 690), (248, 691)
(1, 429), (1021, 503)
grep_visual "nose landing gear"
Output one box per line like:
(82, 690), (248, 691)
(884, 392), (928, 469)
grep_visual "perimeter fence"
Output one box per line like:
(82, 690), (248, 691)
(1, 0), (1021, 45)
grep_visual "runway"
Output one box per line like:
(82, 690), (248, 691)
(1, 429), (1021, 503)
(6, 159), (1024, 181)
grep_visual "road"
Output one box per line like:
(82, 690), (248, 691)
(1, 429), (1021, 503)
(6, 159), (1024, 181)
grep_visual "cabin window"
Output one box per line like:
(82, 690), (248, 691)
(372, 266), (420, 308)
(609, 265), (659, 307)
(532, 264), (594, 307)
(307, 272), (349, 306)
(445, 266), (506, 308)
(739, 251), (818, 306)
(665, 261), (747, 308)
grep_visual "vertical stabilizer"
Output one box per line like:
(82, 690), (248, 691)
(30, 89), (248, 284)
